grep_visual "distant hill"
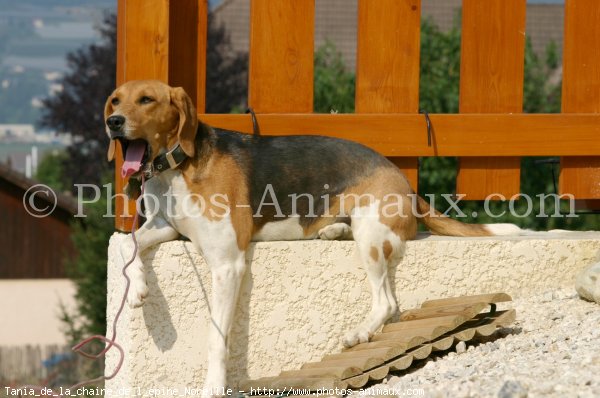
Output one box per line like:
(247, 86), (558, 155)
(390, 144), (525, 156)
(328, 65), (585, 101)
(0, 0), (115, 125)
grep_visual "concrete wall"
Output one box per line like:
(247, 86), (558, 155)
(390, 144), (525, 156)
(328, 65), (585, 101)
(106, 232), (600, 393)
(0, 279), (76, 346)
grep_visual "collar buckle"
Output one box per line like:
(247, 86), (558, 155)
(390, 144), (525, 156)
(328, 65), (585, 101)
(165, 146), (179, 169)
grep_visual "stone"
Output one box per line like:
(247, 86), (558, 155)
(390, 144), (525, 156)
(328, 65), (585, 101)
(576, 261), (600, 304)
(456, 341), (467, 354)
(497, 380), (528, 398)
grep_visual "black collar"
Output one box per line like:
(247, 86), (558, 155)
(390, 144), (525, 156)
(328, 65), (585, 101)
(142, 142), (188, 178)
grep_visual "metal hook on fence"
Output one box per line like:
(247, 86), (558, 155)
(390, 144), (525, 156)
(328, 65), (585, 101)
(246, 107), (260, 136)
(420, 109), (433, 147)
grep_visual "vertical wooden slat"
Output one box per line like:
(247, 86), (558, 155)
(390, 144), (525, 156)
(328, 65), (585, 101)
(456, 0), (526, 200)
(115, 0), (206, 231)
(196, 1), (208, 113)
(560, 0), (600, 200)
(169, 0), (207, 109)
(248, 0), (314, 113)
(355, 0), (421, 190)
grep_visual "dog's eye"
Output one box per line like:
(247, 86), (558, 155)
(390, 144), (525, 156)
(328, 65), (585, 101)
(139, 96), (155, 104)
(111, 97), (120, 106)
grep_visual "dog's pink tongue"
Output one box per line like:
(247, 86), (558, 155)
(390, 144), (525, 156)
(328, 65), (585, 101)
(121, 140), (146, 178)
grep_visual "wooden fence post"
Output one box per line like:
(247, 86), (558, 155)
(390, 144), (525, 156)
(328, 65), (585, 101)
(114, 0), (207, 231)
(560, 0), (600, 203)
(456, 0), (526, 200)
(249, 0), (314, 113)
(355, 0), (421, 190)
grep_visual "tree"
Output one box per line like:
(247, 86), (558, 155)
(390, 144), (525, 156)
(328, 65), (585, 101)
(35, 151), (69, 193)
(205, 15), (248, 113)
(314, 40), (355, 113)
(39, 13), (116, 189)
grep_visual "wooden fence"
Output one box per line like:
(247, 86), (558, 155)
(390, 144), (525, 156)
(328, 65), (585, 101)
(0, 345), (70, 384)
(0, 345), (104, 387)
(114, 0), (600, 231)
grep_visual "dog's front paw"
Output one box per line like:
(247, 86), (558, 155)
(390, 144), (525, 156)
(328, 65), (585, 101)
(202, 375), (226, 398)
(343, 325), (371, 348)
(127, 279), (148, 308)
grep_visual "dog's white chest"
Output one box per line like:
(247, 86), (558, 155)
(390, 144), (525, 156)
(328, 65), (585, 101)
(143, 170), (238, 253)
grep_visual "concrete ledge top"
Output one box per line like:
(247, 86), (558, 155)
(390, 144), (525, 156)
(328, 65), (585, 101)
(413, 231), (600, 241)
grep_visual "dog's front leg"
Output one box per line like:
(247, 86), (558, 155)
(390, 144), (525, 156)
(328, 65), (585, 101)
(203, 253), (247, 396)
(119, 216), (178, 308)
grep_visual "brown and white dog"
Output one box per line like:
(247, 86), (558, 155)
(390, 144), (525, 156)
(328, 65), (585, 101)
(105, 80), (519, 392)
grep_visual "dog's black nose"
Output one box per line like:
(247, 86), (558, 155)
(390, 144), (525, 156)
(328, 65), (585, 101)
(107, 115), (126, 131)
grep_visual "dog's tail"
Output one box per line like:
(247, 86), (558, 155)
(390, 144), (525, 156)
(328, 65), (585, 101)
(415, 195), (521, 237)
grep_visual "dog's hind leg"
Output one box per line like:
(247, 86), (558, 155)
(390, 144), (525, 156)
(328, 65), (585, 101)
(343, 202), (405, 347)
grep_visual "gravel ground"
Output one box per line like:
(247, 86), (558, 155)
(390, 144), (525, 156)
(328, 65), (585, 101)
(357, 289), (600, 398)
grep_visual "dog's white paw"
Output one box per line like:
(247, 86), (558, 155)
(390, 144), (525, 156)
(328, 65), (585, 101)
(318, 223), (352, 240)
(127, 278), (148, 308)
(343, 324), (371, 348)
(202, 374), (226, 398)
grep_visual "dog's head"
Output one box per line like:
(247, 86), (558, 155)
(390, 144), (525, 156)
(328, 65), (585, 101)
(104, 80), (197, 178)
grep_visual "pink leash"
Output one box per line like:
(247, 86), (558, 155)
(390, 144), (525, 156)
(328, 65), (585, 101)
(21, 175), (145, 396)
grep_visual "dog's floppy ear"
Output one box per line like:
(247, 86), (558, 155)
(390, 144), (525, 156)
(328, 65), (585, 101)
(170, 86), (198, 158)
(104, 94), (116, 162)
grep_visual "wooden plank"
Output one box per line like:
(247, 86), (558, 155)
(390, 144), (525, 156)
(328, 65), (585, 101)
(431, 336), (454, 351)
(115, 0), (171, 231)
(457, 0), (526, 199)
(399, 302), (487, 322)
(122, 0), (170, 81)
(383, 314), (465, 332)
(365, 364), (389, 381)
(474, 310), (517, 337)
(196, 0), (208, 112)
(421, 292), (512, 308)
(344, 336), (426, 353)
(355, 0), (421, 189)
(248, 0), (314, 113)
(560, 0), (600, 199)
(280, 366), (361, 379)
(388, 354), (414, 371)
(114, 0), (133, 232)
(324, 346), (405, 362)
(410, 344), (433, 360)
(168, 0), (206, 110)
(241, 376), (343, 391)
(342, 373), (370, 388)
(116, 0), (171, 231)
(115, 0), (205, 231)
(200, 113), (600, 158)
(373, 325), (452, 343)
(302, 356), (384, 372)
(388, 144), (418, 193)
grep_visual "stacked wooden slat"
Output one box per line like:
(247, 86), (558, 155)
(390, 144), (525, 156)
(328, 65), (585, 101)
(241, 293), (516, 392)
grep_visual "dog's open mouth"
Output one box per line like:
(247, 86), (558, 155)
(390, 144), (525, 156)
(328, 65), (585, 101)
(119, 138), (149, 179)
